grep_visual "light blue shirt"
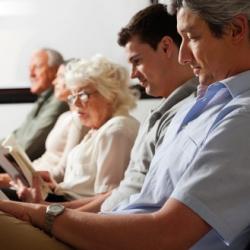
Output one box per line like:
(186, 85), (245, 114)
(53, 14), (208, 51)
(113, 70), (250, 249)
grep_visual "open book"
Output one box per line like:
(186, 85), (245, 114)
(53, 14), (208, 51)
(0, 135), (50, 199)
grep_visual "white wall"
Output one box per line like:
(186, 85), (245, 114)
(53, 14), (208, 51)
(0, 0), (156, 138)
(0, 0), (149, 88)
(0, 103), (33, 138)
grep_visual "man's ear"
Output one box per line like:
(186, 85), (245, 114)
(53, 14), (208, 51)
(160, 36), (173, 57)
(230, 14), (248, 44)
(49, 66), (58, 83)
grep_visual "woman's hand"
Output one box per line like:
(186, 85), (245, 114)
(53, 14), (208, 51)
(10, 171), (57, 203)
(10, 173), (43, 203)
(37, 170), (57, 191)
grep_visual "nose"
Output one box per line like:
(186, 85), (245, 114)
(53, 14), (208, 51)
(30, 70), (38, 83)
(130, 65), (138, 79)
(29, 67), (35, 78)
(73, 95), (87, 108)
(178, 41), (192, 66)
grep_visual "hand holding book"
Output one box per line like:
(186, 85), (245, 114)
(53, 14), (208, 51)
(10, 173), (44, 203)
(0, 135), (51, 200)
(11, 170), (58, 203)
(36, 171), (58, 191)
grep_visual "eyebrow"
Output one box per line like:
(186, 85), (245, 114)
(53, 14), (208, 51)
(128, 54), (140, 64)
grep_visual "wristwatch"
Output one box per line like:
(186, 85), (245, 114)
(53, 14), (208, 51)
(44, 204), (65, 236)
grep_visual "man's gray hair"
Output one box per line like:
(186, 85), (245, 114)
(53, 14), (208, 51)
(42, 48), (64, 67)
(165, 0), (250, 38)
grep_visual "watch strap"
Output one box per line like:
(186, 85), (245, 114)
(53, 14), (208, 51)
(44, 204), (65, 236)
(44, 212), (54, 236)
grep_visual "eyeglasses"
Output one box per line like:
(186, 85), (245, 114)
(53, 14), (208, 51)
(67, 90), (97, 105)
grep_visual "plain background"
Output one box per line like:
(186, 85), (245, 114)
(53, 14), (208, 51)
(0, 0), (149, 88)
(0, 0), (161, 137)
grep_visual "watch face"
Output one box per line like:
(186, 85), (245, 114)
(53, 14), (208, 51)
(47, 204), (65, 216)
(51, 205), (63, 212)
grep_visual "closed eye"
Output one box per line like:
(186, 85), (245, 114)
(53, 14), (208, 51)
(130, 55), (141, 66)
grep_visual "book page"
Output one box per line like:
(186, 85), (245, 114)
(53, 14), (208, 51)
(1, 135), (51, 199)
(2, 135), (33, 186)
(0, 147), (30, 186)
(9, 146), (34, 186)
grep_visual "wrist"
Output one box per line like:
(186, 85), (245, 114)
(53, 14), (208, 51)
(44, 204), (65, 236)
(33, 204), (47, 229)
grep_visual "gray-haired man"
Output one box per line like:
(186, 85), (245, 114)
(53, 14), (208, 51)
(8, 48), (68, 161)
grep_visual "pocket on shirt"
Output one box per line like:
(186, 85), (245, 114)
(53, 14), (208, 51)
(177, 131), (199, 174)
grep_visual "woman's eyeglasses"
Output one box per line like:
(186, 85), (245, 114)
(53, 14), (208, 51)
(67, 90), (97, 105)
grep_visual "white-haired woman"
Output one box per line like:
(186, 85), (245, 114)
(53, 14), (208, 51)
(16, 55), (139, 202)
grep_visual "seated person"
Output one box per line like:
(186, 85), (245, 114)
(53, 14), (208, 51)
(32, 60), (89, 183)
(13, 55), (139, 202)
(0, 48), (68, 161)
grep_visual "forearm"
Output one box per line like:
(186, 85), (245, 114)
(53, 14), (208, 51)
(61, 192), (110, 212)
(61, 196), (99, 209)
(0, 200), (168, 250)
(0, 200), (46, 226)
(51, 199), (210, 250)
(76, 192), (111, 213)
(0, 199), (211, 250)
(52, 210), (163, 250)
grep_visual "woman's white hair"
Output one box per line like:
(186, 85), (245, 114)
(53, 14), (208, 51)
(65, 54), (136, 115)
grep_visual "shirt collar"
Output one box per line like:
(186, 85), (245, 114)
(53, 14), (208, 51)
(199, 70), (250, 99)
(219, 70), (250, 98)
(39, 87), (53, 100)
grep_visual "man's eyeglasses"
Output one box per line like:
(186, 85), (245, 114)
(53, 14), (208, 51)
(67, 90), (97, 105)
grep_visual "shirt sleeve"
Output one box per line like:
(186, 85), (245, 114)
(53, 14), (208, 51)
(171, 109), (250, 244)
